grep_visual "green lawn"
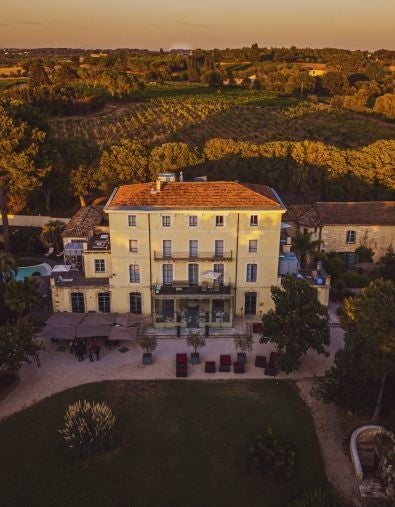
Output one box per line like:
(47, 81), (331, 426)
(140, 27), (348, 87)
(0, 380), (327, 507)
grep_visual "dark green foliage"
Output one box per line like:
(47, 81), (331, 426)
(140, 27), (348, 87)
(355, 245), (374, 263)
(248, 427), (296, 480)
(11, 227), (43, 252)
(4, 277), (42, 315)
(261, 276), (330, 373)
(315, 279), (395, 417)
(0, 316), (42, 373)
(288, 487), (340, 507)
(337, 271), (369, 288)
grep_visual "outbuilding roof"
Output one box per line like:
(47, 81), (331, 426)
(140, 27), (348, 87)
(105, 181), (284, 210)
(62, 206), (105, 238)
(285, 201), (395, 227)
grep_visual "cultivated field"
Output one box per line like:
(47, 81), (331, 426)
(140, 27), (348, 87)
(49, 87), (395, 149)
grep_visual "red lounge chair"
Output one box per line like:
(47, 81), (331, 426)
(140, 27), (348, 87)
(176, 353), (187, 365)
(233, 361), (245, 374)
(205, 361), (216, 373)
(219, 354), (231, 372)
(176, 353), (188, 377)
(269, 351), (278, 367)
(255, 355), (266, 368)
(264, 364), (278, 377)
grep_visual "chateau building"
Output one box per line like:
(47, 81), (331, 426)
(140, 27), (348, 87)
(50, 178), (287, 327)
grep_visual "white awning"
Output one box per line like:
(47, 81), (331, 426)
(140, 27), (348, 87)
(202, 271), (221, 280)
(51, 265), (72, 273)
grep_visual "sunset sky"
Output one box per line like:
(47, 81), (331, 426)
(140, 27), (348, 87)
(1, 0), (394, 50)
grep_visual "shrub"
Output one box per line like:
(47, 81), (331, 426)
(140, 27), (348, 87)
(59, 400), (116, 457)
(234, 333), (254, 354)
(288, 487), (340, 507)
(186, 331), (206, 354)
(355, 245), (374, 263)
(248, 427), (296, 480)
(338, 271), (369, 288)
(136, 335), (158, 354)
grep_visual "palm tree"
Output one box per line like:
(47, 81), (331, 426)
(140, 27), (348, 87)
(292, 231), (321, 268)
(40, 220), (65, 253)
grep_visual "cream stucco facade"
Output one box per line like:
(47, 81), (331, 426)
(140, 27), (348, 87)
(51, 180), (289, 326)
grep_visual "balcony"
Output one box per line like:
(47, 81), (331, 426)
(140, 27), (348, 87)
(154, 251), (233, 261)
(153, 281), (233, 297)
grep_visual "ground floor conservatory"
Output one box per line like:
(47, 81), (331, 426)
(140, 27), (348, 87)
(153, 287), (234, 328)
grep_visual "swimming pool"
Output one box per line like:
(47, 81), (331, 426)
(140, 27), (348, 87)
(14, 263), (52, 281)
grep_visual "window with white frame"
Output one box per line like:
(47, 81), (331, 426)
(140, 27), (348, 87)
(129, 264), (140, 283)
(346, 230), (356, 244)
(98, 292), (111, 313)
(71, 292), (85, 313)
(162, 215), (171, 227)
(213, 263), (224, 283)
(163, 240), (172, 258)
(129, 239), (138, 253)
(250, 215), (258, 227)
(189, 215), (198, 227)
(215, 215), (224, 227)
(129, 292), (142, 314)
(249, 239), (258, 253)
(162, 264), (173, 285)
(188, 263), (199, 285)
(246, 263), (257, 282)
(94, 259), (105, 273)
(128, 215), (137, 227)
(214, 240), (224, 257)
(189, 240), (198, 257)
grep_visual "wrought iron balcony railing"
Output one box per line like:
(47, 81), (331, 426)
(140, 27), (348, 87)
(154, 251), (233, 261)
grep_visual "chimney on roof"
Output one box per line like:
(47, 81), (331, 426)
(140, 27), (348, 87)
(179, 171), (183, 182)
(156, 179), (162, 192)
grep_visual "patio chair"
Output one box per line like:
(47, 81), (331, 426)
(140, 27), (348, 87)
(219, 354), (231, 372)
(264, 364), (278, 377)
(205, 361), (216, 373)
(233, 361), (245, 374)
(255, 355), (267, 368)
(176, 353), (188, 377)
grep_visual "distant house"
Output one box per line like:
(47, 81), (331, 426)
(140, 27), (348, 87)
(285, 201), (395, 261)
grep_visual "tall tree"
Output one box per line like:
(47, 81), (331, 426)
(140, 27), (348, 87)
(98, 139), (150, 193)
(149, 143), (201, 177)
(260, 276), (330, 373)
(28, 63), (51, 88)
(4, 278), (42, 316)
(70, 164), (98, 206)
(0, 107), (49, 250)
(0, 316), (42, 374)
(315, 279), (395, 420)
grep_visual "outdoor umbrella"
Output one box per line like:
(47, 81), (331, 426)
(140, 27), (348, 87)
(82, 313), (116, 326)
(41, 323), (76, 341)
(201, 271), (221, 280)
(115, 313), (145, 327)
(76, 323), (111, 338)
(46, 313), (85, 325)
(108, 326), (139, 341)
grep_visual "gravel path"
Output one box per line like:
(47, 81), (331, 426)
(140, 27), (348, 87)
(297, 380), (362, 506)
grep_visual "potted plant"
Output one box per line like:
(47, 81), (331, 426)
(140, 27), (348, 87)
(234, 333), (253, 364)
(186, 331), (206, 365)
(137, 335), (158, 365)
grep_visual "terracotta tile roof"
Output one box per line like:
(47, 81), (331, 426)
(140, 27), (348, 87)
(285, 201), (395, 227)
(315, 202), (395, 226)
(62, 206), (105, 238)
(284, 204), (320, 227)
(106, 181), (284, 210)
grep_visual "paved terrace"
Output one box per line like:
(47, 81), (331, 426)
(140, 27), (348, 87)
(0, 306), (343, 420)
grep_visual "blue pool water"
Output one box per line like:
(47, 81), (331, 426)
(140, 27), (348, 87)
(14, 263), (52, 281)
